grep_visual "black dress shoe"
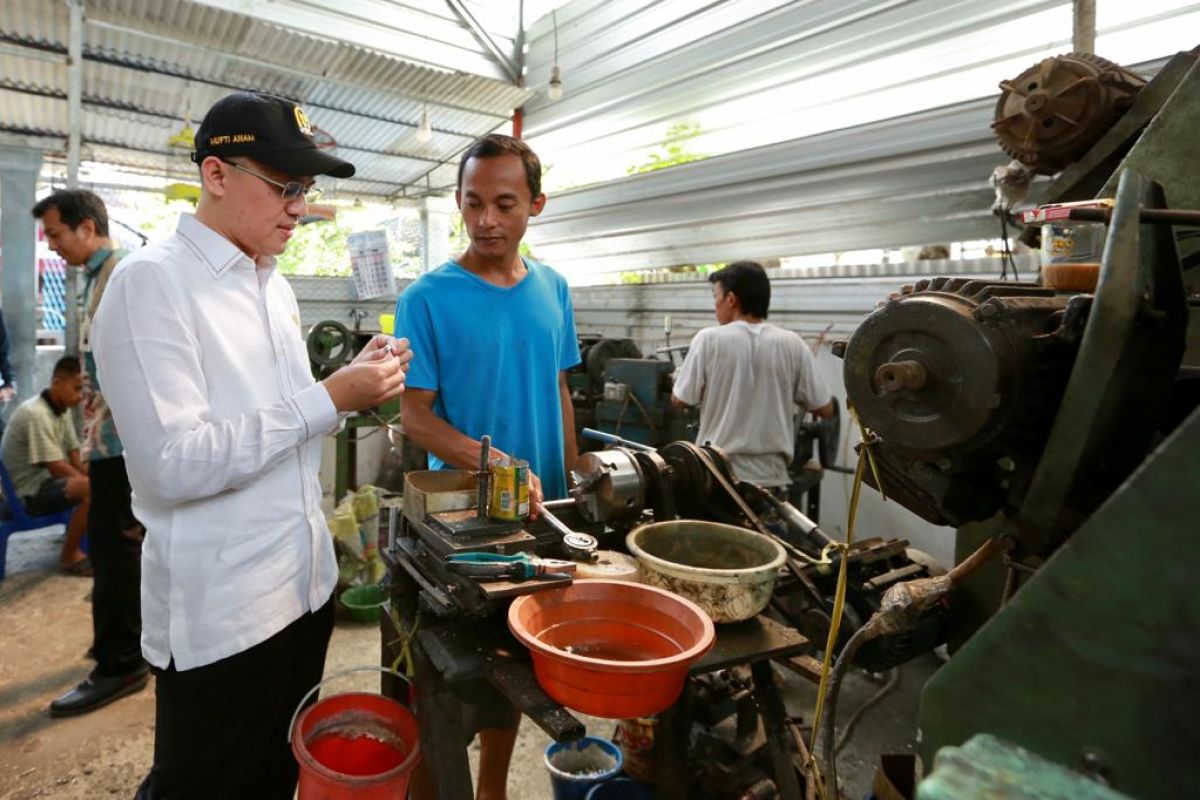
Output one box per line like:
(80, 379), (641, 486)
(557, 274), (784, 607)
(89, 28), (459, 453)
(49, 667), (150, 717)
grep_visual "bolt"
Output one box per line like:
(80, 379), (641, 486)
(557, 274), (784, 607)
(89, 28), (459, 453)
(1080, 748), (1112, 785)
(997, 456), (1016, 472)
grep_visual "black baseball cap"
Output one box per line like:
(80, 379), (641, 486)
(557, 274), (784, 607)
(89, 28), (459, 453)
(192, 92), (355, 179)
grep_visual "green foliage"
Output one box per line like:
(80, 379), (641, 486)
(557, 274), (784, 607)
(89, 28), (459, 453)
(615, 261), (724, 285)
(627, 122), (707, 176)
(276, 217), (352, 276)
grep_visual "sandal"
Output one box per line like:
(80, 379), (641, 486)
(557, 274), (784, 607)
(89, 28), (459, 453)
(61, 557), (94, 577)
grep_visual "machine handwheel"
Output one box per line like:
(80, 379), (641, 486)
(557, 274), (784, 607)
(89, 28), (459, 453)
(307, 319), (354, 367)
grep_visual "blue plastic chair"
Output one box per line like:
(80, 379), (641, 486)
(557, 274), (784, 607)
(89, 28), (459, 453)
(0, 460), (75, 581)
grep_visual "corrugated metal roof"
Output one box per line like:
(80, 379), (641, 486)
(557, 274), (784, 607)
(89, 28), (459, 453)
(0, 0), (528, 196)
(520, 0), (1195, 280)
(521, 0), (1199, 188)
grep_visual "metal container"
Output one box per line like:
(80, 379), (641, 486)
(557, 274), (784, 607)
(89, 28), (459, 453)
(490, 460), (530, 521)
(626, 520), (786, 623)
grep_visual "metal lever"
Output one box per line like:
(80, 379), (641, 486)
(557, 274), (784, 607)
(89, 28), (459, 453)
(580, 427), (656, 452)
(539, 506), (599, 561)
(477, 435), (491, 517)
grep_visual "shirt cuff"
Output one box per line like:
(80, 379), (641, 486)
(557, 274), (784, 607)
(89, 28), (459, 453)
(289, 382), (339, 440)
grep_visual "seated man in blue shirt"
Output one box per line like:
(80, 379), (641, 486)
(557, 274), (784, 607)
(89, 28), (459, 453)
(395, 133), (581, 800)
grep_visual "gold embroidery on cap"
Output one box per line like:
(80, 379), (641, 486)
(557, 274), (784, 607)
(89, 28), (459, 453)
(294, 106), (313, 137)
(208, 134), (256, 146)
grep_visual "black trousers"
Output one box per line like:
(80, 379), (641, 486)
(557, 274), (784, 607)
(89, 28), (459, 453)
(136, 596), (335, 800)
(88, 456), (145, 677)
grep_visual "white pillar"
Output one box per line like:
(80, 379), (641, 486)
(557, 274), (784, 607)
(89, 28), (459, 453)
(1073, 0), (1096, 55)
(420, 195), (455, 274)
(0, 145), (46, 403)
(66, 0), (84, 188)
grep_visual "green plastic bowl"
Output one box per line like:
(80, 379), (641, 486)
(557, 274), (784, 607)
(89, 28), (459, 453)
(340, 584), (387, 623)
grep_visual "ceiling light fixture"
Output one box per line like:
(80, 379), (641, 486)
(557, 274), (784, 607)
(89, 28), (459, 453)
(417, 33), (434, 143)
(417, 107), (433, 143)
(548, 10), (563, 101)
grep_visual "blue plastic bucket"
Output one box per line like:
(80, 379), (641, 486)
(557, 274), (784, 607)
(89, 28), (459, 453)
(544, 736), (623, 800)
(585, 777), (655, 799)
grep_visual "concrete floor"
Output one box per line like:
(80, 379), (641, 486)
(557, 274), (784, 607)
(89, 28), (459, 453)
(0, 527), (940, 799)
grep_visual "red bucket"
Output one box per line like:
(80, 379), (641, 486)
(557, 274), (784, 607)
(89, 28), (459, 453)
(290, 667), (420, 800)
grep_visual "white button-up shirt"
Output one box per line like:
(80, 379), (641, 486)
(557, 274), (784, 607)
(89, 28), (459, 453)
(92, 214), (339, 671)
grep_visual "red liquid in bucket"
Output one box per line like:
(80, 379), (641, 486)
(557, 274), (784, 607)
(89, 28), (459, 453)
(307, 732), (407, 777)
(292, 692), (420, 800)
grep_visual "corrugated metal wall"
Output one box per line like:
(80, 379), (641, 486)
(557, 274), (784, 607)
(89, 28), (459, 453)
(527, 99), (1015, 280)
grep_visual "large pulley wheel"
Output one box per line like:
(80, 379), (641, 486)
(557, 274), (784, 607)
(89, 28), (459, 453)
(307, 320), (354, 368)
(659, 441), (714, 499)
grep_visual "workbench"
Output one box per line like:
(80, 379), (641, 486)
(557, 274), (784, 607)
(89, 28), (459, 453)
(381, 560), (811, 800)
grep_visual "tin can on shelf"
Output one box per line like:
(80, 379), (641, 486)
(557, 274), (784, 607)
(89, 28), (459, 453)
(489, 459), (530, 521)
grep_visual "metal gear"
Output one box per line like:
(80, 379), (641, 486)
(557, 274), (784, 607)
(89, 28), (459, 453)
(992, 52), (1145, 174)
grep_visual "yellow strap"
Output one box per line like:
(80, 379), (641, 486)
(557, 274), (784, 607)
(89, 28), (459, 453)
(805, 420), (884, 800)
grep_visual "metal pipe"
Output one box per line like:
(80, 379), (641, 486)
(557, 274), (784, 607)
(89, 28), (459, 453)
(580, 427), (656, 452)
(540, 498), (576, 512)
(66, 0), (83, 188)
(1073, 0), (1096, 55)
(1069, 207), (1200, 226)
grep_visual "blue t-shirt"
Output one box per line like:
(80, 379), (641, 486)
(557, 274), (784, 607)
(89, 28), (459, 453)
(394, 258), (581, 499)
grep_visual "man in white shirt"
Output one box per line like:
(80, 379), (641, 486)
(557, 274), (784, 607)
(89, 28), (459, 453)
(673, 261), (833, 493)
(93, 92), (411, 800)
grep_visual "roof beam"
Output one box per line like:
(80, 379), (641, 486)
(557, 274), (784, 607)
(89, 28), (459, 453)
(66, 0), (83, 187)
(1, 82), (448, 177)
(85, 20), (510, 125)
(0, 32), (491, 137)
(445, 0), (520, 84)
(187, 0), (509, 81)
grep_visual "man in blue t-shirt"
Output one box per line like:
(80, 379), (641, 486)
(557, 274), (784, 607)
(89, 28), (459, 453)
(394, 133), (581, 800)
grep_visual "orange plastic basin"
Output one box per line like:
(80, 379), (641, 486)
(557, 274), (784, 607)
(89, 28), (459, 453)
(508, 579), (715, 719)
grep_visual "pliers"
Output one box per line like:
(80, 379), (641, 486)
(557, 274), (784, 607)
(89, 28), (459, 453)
(445, 552), (578, 582)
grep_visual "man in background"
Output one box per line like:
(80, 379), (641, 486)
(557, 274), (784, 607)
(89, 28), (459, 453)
(673, 261), (833, 495)
(0, 356), (89, 573)
(395, 133), (581, 800)
(32, 188), (150, 715)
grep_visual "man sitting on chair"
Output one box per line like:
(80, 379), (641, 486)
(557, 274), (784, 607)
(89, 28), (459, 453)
(0, 356), (90, 575)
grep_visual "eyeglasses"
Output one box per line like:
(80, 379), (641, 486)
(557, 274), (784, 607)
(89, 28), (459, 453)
(219, 158), (322, 204)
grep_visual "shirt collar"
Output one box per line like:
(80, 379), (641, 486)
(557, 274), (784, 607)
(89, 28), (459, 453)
(85, 247), (113, 276)
(40, 389), (67, 417)
(176, 214), (274, 279)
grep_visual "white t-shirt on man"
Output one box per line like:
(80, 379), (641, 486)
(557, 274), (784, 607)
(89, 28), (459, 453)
(673, 320), (831, 488)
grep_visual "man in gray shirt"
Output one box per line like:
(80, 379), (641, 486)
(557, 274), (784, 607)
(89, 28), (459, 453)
(673, 261), (833, 491)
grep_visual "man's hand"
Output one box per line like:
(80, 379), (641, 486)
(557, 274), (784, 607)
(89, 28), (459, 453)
(352, 335), (413, 368)
(528, 471), (544, 520)
(323, 336), (411, 413)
